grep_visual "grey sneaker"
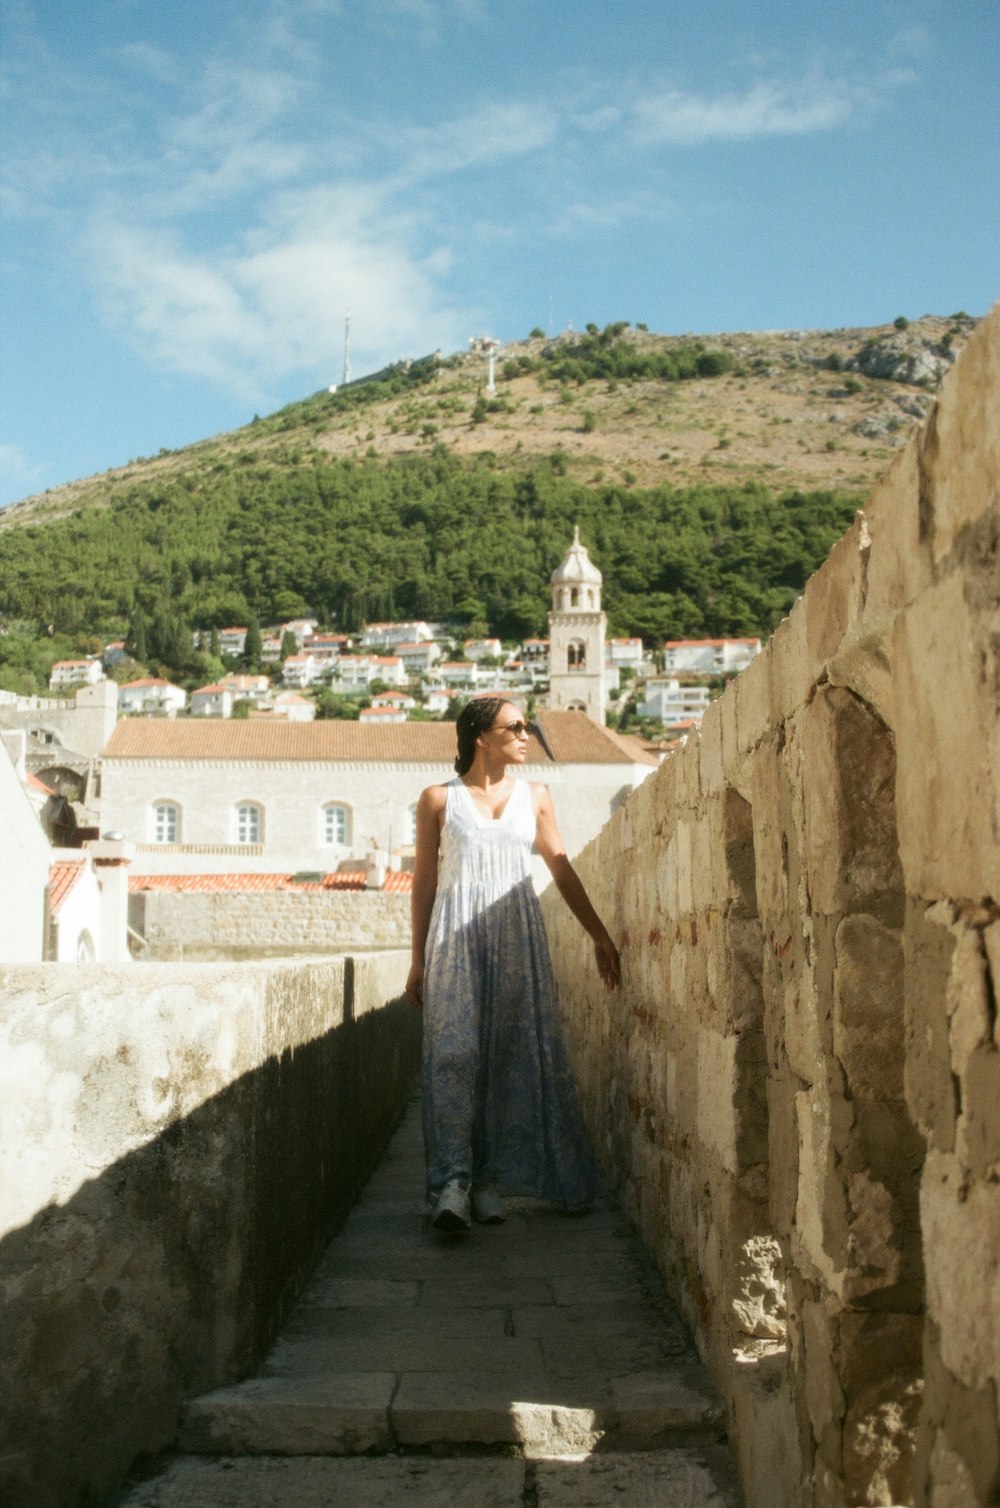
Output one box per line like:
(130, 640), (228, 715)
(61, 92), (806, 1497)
(471, 1188), (506, 1225)
(431, 1180), (471, 1231)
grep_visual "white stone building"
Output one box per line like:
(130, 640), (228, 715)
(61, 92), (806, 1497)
(117, 679), (188, 716)
(640, 677), (712, 727)
(548, 527), (606, 724)
(396, 641), (442, 677)
(190, 684), (235, 718)
(49, 658), (104, 690)
(662, 637), (762, 676)
(282, 654), (319, 688)
(218, 627), (248, 657)
(361, 621), (433, 649)
(99, 712), (657, 883)
(333, 654), (409, 689)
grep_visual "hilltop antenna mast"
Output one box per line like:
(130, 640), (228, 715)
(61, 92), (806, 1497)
(343, 312), (352, 386)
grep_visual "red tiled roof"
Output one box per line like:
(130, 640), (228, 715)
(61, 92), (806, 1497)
(532, 710), (659, 766)
(128, 869), (412, 894)
(663, 637), (761, 648)
(103, 710), (655, 767)
(48, 859), (85, 914)
(28, 772), (54, 794)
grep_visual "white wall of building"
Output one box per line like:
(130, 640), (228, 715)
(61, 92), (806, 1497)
(0, 740), (51, 962)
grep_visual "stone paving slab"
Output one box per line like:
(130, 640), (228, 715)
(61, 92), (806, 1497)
(117, 1451), (742, 1506)
(261, 1333), (547, 1376)
(535, 1447), (742, 1506)
(179, 1375), (395, 1455)
(117, 1455), (528, 1506)
(167, 1098), (738, 1490)
(391, 1372), (608, 1452)
(281, 1303), (509, 1340)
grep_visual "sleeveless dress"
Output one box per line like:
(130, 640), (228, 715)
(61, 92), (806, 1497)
(420, 777), (598, 1209)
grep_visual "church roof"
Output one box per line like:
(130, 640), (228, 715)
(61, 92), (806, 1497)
(550, 525), (602, 587)
(103, 710), (654, 766)
(534, 711), (659, 766)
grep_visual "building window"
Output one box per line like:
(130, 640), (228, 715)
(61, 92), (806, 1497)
(404, 804), (418, 846)
(152, 801), (180, 844)
(322, 803), (351, 845)
(568, 640), (587, 671)
(236, 803), (262, 844)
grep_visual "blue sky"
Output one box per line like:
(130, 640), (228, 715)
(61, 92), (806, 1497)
(1, 0), (997, 507)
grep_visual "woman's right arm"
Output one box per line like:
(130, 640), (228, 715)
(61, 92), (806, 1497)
(406, 785), (445, 1009)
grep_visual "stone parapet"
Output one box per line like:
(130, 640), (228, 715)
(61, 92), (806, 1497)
(133, 887), (411, 959)
(0, 951), (416, 1508)
(542, 305), (1000, 1508)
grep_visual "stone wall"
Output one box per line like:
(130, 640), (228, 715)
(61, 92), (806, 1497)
(133, 886), (412, 959)
(542, 306), (999, 1508)
(0, 950), (416, 1508)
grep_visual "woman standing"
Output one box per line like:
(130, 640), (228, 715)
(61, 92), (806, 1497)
(406, 696), (620, 1231)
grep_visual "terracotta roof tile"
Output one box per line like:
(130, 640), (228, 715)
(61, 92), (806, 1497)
(104, 711), (655, 767)
(127, 870), (414, 894)
(48, 859), (86, 914)
(532, 710), (658, 766)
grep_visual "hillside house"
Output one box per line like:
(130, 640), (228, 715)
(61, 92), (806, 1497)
(359, 705), (408, 725)
(333, 655), (408, 689)
(117, 679), (187, 716)
(48, 658), (104, 691)
(396, 641), (442, 676)
(270, 692), (316, 722)
(361, 621), (433, 649)
(190, 684), (234, 718)
(463, 637), (503, 662)
(218, 627), (248, 657)
(640, 677), (712, 727)
(662, 637), (762, 676)
(282, 654), (319, 688)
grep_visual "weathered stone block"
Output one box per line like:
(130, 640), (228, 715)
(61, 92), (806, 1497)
(768, 597), (813, 725)
(862, 441), (928, 620)
(918, 304), (1000, 570)
(803, 511), (869, 674)
(734, 646), (772, 756)
(903, 900), (958, 1152)
(921, 1149), (1000, 1392)
(801, 684), (903, 916)
(825, 615), (896, 732)
(893, 572), (1000, 900)
(833, 914), (904, 1101)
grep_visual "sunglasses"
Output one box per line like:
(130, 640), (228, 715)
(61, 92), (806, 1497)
(493, 719), (532, 737)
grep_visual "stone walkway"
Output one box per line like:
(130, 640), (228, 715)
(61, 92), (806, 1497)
(118, 1100), (741, 1505)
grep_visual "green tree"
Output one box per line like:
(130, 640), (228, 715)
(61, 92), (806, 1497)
(244, 615), (263, 670)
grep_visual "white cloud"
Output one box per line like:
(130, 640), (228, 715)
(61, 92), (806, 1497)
(89, 191), (474, 398)
(630, 72), (913, 144)
(0, 441), (48, 505)
(399, 100), (560, 178)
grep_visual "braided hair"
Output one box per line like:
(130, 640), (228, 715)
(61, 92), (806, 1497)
(453, 696), (510, 776)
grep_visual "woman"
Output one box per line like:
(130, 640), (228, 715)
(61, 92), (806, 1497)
(406, 696), (620, 1232)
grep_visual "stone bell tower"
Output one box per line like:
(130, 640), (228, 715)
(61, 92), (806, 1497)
(547, 525), (606, 724)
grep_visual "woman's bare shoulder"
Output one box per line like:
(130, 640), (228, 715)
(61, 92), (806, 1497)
(419, 783), (451, 811)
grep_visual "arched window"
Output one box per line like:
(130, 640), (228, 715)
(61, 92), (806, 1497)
(567, 700), (587, 712)
(567, 639), (587, 671)
(235, 802), (263, 844)
(322, 803), (351, 846)
(152, 801), (180, 844)
(570, 587), (579, 607)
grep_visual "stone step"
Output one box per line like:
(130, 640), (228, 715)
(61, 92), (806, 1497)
(118, 1447), (742, 1506)
(179, 1361), (725, 1457)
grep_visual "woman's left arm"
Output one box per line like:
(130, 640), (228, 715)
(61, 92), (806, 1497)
(533, 785), (620, 989)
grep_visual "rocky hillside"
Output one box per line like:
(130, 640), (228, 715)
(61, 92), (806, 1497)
(0, 314), (976, 532)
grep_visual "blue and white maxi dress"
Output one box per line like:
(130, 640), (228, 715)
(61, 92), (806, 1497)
(421, 777), (598, 1209)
